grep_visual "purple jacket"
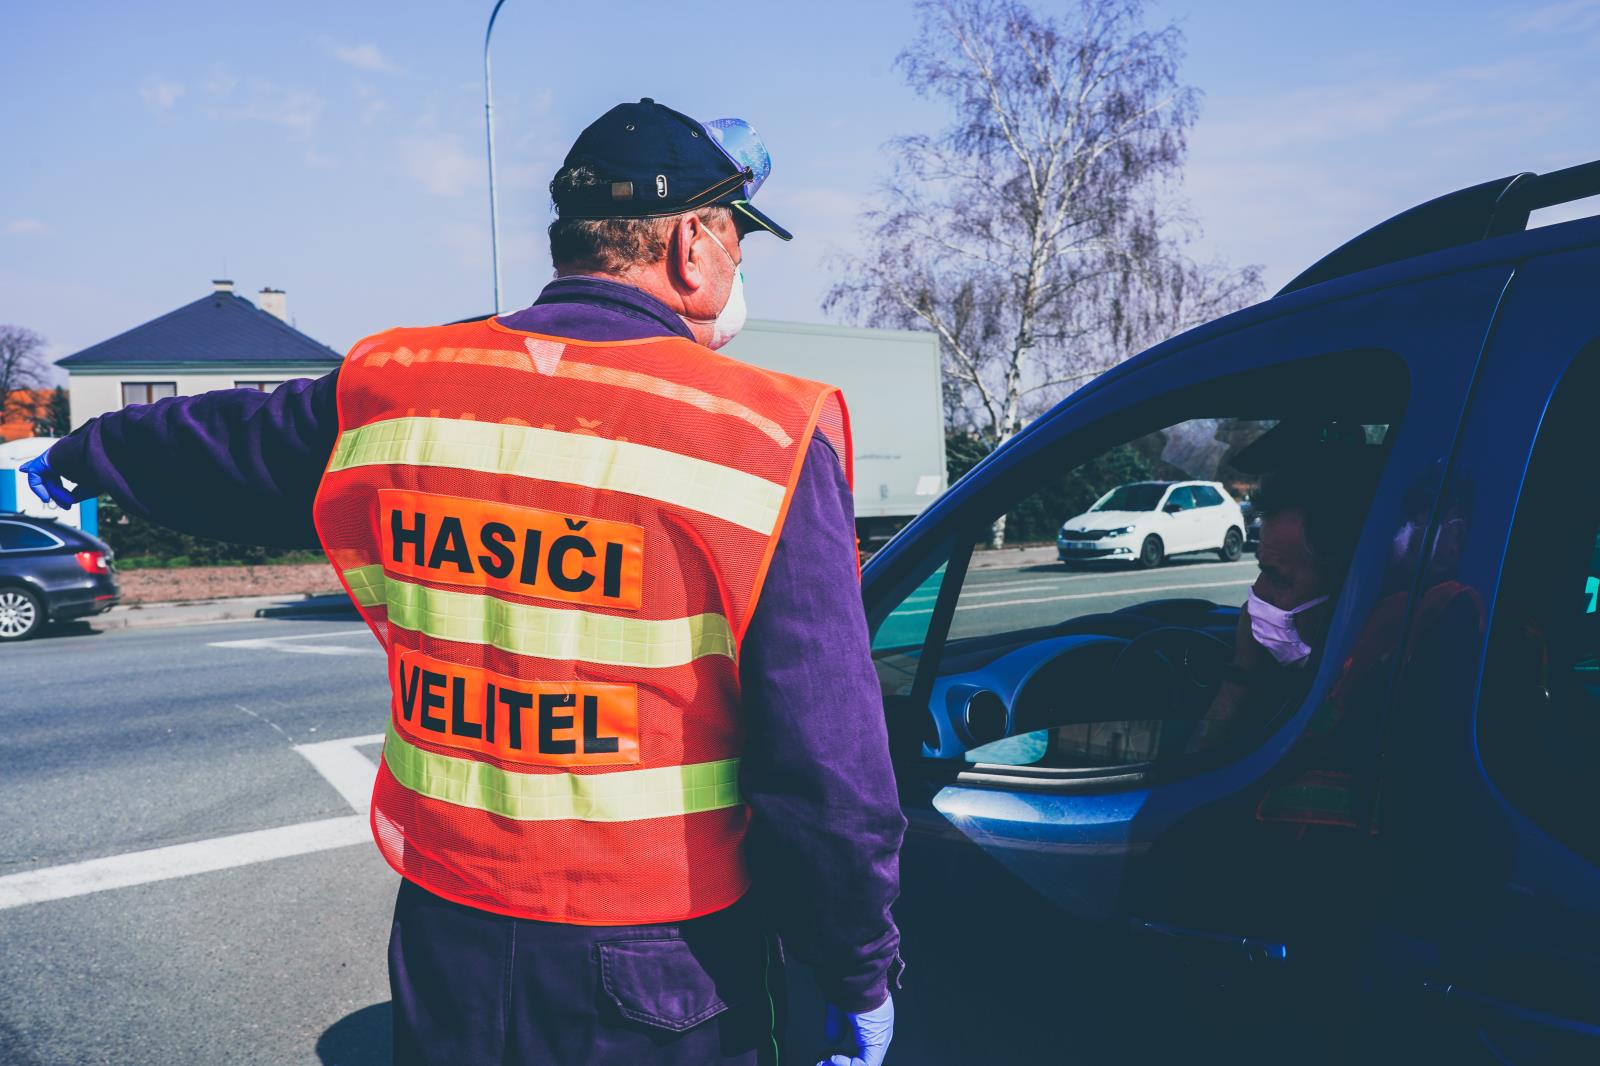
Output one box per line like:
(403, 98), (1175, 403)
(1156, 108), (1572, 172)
(47, 276), (905, 1011)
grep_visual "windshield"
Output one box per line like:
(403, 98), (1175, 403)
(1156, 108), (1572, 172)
(1089, 483), (1168, 513)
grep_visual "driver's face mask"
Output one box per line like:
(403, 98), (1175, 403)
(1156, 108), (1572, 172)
(1247, 589), (1331, 666)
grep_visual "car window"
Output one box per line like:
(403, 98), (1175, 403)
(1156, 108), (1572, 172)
(1193, 485), (1226, 507)
(1478, 345), (1600, 863)
(1091, 483), (1165, 512)
(872, 560), (949, 701)
(943, 420), (1269, 768)
(0, 522), (60, 551)
(869, 355), (1405, 783)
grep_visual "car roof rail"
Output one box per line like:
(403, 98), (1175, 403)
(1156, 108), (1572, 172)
(1277, 158), (1600, 296)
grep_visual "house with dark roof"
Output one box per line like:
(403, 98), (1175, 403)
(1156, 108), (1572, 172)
(56, 280), (341, 429)
(50, 282), (952, 542)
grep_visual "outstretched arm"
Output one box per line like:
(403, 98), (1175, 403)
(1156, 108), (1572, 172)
(40, 371), (341, 548)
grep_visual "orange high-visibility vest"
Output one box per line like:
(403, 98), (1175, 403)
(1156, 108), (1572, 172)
(312, 317), (850, 924)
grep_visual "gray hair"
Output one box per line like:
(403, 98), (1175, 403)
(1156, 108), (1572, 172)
(548, 164), (731, 274)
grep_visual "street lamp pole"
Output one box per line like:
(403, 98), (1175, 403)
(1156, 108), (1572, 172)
(483, 0), (509, 314)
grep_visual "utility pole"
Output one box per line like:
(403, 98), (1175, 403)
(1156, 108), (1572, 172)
(484, 0), (509, 314)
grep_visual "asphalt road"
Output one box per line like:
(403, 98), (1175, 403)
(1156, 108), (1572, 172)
(954, 553), (1255, 639)
(877, 549), (1257, 649)
(0, 553), (1261, 1065)
(1, 617), (396, 1066)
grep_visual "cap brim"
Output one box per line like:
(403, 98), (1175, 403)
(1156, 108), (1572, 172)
(731, 200), (792, 241)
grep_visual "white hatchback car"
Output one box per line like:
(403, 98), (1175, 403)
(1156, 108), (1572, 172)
(1056, 480), (1247, 569)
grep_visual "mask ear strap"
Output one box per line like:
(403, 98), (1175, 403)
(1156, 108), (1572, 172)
(700, 225), (735, 263)
(1291, 594), (1332, 615)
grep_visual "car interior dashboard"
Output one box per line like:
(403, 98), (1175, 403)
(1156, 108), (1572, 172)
(918, 598), (1241, 775)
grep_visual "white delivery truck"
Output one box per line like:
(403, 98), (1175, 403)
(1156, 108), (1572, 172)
(721, 319), (947, 549)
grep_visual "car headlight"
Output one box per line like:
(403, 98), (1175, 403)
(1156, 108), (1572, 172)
(1104, 526), (1135, 537)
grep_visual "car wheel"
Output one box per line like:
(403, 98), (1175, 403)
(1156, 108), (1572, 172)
(1137, 535), (1164, 570)
(0, 587), (44, 642)
(1218, 527), (1244, 562)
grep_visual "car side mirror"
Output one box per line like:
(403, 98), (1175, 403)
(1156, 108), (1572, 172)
(1163, 503), (1182, 514)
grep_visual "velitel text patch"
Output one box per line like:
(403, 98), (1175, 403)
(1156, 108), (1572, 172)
(393, 649), (640, 767)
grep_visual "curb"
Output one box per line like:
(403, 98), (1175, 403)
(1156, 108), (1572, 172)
(255, 595), (360, 620)
(967, 545), (1060, 571)
(91, 592), (355, 631)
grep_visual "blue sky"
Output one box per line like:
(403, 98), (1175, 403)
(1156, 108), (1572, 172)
(3, 1), (1596, 380)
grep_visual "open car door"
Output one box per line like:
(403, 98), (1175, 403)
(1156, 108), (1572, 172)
(863, 263), (1513, 1061)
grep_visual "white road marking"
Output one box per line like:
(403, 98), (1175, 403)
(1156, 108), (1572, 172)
(208, 627), (379, 656)
(0, 816), (369, 911)
(905, 582), (1058, 603)
(952, 577), (1076, 592)
(905, 562), (1258, 605)
(954, 578), (1255, 612)
(966, 550), (1254, 576)
(0, 732), (385, 911)
(898, 577), (1256, 616)
(942, 583), (1061, 599)
(231, 628), (369, 641)
(293, 733), (384, 813)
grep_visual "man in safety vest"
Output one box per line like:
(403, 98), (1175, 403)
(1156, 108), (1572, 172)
(24, 98), (905, 1066)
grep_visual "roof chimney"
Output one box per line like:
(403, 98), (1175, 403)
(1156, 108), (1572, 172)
(212, 278), (235, 294)
(257, 287), (288, 322)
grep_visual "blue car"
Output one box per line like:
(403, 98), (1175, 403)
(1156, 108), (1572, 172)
(864, 161), (1600, 1062)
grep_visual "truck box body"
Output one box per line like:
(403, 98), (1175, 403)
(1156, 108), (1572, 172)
(721, 319), (946, 545)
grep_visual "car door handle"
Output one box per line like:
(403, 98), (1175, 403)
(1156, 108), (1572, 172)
(1132, 918), (1289, 966)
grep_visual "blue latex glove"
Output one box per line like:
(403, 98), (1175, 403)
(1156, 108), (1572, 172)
(818, 995), (894, 1066)
(20, 451), (95, 509)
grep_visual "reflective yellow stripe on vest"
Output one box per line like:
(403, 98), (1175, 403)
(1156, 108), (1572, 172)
(383, 723), (742, 821)
(344, 563), (386, 608)
(343, 568), (735, 668)
(327, 416), (785, 534)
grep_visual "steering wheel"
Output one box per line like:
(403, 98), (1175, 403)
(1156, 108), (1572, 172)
(1106, 626), (1233, 719)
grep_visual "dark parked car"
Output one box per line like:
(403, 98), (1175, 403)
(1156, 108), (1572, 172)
(0, 513), (119, 641)
(1239, 494), (1262, 551)
(865, 161), (1600, 1062)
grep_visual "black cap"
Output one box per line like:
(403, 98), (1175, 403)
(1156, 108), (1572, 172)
(552, 98), (791, 240)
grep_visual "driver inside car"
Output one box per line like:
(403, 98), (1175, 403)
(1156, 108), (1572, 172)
(1187, 457), (1369, 754)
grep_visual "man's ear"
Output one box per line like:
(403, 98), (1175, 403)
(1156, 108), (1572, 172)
(671, 213), (711, 294)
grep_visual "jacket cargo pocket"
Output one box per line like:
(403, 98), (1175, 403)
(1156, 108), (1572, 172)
(599, 934), (757, 1033)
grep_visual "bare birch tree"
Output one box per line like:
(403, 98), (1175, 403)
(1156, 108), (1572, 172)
(0, 325), (51, 427)
(826, 0), (1261, 544)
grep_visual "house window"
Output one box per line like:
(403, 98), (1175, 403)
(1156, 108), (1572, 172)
(234, 381), (287, 392)
(120, 382), (177, 407)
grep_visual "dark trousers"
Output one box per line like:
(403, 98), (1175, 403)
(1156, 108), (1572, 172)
(389, 879), (787, 1065)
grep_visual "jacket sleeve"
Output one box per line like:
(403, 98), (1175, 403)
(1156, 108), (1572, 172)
(738, 436), (906, 1013)
(45, 370), (342, 549)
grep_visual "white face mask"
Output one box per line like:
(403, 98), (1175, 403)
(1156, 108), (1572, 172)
(1247, 589), (1331, 666)
(691, 226), (747, 350)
